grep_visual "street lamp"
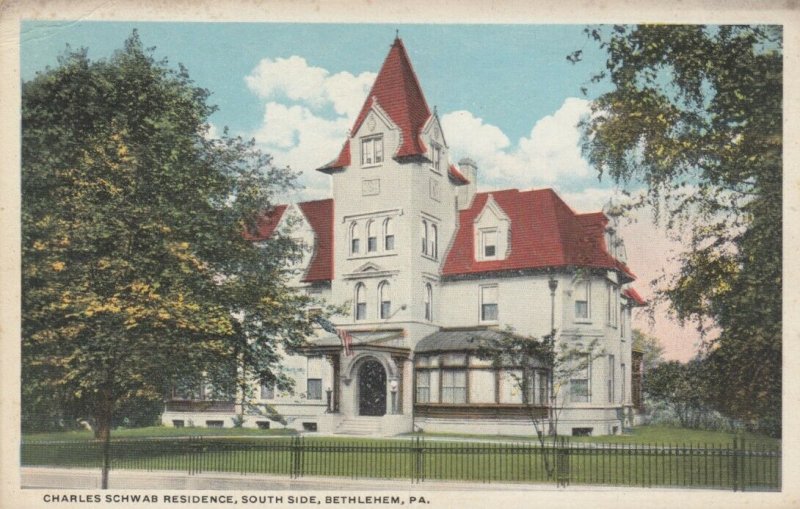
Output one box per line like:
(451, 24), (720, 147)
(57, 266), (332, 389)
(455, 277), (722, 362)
(548, 276), (558, 335)
(547, 275), (558, 435)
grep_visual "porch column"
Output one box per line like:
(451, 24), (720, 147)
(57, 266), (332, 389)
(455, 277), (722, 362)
(325, 354), (341, 413)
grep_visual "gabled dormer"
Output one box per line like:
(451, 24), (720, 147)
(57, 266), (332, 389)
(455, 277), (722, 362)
(317, 37), (432, 174)
(353, 100), (399, 168)
(473, 194), (511, 261)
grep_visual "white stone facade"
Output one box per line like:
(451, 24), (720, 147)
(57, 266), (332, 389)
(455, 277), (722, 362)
(162, 38), (643, 437)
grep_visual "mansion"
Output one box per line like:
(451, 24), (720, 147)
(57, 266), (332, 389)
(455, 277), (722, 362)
(162, 38), (645, 436)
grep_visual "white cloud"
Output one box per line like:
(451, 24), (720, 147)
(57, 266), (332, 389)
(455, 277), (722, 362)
(245, 56), (375, 118)
(244, 56), (376, 200)
(442, 97), (592, 190)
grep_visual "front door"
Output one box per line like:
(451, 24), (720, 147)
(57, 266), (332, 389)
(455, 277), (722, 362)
(358, 359), (387, 416)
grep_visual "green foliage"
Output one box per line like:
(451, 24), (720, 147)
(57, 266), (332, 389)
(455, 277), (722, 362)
(631, 329), (664, 372)
(644, 360), (717, 429)
(575, 25), (781, 434)
(22, 31), (316, 439)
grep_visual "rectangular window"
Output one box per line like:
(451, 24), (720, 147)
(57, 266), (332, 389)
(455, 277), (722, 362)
(482, 229), (497, 258)
(575, 281), (590, 320)
(351, 238), (360, 254)
(261, 382), (274, 400)
(621, 364), (626, 402)
(385, 234), (394, 251)
(432, 144), (441, 171)
(481, 285), (498, 321)
(381, 300), (391, 320)
(206, 420), (224, 428)
(570, 354), (591, 403)
(361, 136), (383, 165)
(607, 355), (615, 403)
(356, 303), (367, 321)
(416, 371), (431, 403)
(368, 236), (377, 252)
(307, 378), (322, 400)
(607, 284), (618, 326)
(537, 371), (548, 406)
(441, 370), (467, 404)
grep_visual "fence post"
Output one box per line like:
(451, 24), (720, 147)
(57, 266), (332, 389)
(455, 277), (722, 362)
(412, 437), (424, 484)
(291, 436), (301, 479)
(731, 437), (738, 492)
(556, 437), (569, 487)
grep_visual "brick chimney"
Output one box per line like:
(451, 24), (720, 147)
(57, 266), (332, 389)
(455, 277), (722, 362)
(457, 157), (478, 211)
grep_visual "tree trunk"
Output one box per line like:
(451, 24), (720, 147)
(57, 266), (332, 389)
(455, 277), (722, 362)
(95, 407), (113, 489)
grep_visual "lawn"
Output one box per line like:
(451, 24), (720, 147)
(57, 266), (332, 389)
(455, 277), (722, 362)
(20, 426), (781, 490)
(404, 425), (779, 448)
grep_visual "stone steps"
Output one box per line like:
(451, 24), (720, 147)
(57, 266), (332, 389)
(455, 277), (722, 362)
(335, 417), (385, 436)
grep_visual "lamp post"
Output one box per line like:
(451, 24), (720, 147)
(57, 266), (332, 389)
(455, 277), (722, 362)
(390, 380), (398, 415)
(547, 275), (558, 435)
(325, 387), (333, 413)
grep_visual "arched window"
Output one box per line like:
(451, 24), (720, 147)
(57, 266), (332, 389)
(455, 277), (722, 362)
(355, 283), (367, 321)
(367, 220), (377, 253)
(350, 222), (361, 255)
(383, 218), (395, 251)
(424, 283), (433, 321)
(379, 281), (391, 319)
(421, 220), (429, 255)
(430, 224), (438, 259)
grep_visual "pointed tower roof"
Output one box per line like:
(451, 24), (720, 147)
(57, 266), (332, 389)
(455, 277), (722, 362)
(318, 37), (432, 172)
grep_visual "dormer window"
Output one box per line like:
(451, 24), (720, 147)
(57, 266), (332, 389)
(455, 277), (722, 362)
(361, 135), (383, 166)
(474, 195), (510, 262)
(431, 143), (442, 172)
(481, 229), (497, 259)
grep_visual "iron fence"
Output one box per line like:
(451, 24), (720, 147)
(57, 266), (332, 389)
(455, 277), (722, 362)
(21, 436), (780, 491)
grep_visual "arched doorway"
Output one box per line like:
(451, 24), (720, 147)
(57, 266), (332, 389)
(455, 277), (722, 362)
(357, 359), (387, 416)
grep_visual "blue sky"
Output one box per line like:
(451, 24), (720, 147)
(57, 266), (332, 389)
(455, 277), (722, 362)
(20, 21), (701, 360)
(21, 22), (619, 202)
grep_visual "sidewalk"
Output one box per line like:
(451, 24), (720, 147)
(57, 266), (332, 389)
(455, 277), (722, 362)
(20, 466), (697, 492)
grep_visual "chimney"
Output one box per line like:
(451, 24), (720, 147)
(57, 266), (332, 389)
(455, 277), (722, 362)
(457, 157), (478, 210)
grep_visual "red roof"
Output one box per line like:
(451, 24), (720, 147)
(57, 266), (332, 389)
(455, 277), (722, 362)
(441, 189), (635, 280)
(298, 199), (334, 282)
(623, 288), (646, 306)
(448, 163), (469, 185)
(244, 204), (288, 240)
(318, 38), (431, 172)
(245, 200), (334, 283)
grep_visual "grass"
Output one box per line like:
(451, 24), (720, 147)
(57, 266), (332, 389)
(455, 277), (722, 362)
(403, 425), (780, 448)
(20, 434), (781, 490)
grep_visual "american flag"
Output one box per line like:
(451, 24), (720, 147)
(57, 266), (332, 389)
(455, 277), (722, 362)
(314, 316), (353, 356)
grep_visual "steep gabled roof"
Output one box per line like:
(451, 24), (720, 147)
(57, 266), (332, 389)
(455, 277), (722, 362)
(245, 200), (334, 283)
(318, 37), (432, 172)
(297, 199), (334, 282)
(441, 189), (635, 281)
(244, 204), (288, 241)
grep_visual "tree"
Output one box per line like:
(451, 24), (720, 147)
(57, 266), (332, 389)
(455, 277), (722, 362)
(644, 360), (717, 429)
(573, 25), (781, 435)
(474, 330), (601, 478)
(632, 329), (664, 373)
(22, 31), (316, 486)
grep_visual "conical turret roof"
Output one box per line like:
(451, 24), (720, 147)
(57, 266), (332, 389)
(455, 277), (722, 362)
(318, 37), (432, 172)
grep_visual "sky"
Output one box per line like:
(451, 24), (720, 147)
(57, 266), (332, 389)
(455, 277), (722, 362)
(20, 21), (706, 361)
